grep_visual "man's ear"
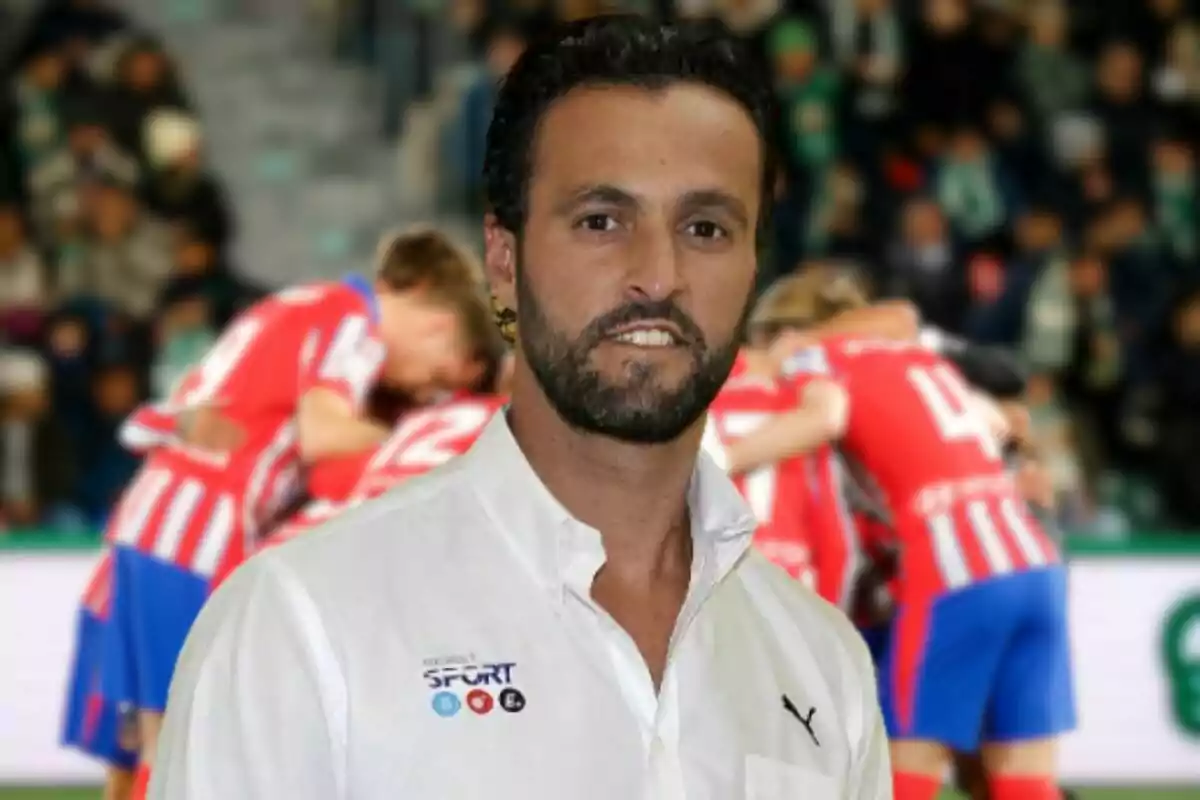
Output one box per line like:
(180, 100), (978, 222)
(483, 213), (518, 313)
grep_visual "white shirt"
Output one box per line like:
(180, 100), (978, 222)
(151, 414), (890, 800)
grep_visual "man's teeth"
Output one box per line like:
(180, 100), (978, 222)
(613, 329), (677, 346)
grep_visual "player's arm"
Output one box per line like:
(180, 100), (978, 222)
(924, 328), (1028, 400)
(966, 390), (1015, 451)
(725, 379), (850, 475)
(296, 388), (389, 462)
(119, 403), (244, 454)
(149, 557), (342, 800)
(296, 312), (391, 462)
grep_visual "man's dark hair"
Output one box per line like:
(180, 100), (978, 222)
(483, 15), (778, 233)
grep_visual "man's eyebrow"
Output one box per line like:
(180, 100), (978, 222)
(677, 189), (750, 228)
(553, 184), (641, 215)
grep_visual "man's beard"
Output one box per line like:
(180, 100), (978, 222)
(516, 270), (743, 444)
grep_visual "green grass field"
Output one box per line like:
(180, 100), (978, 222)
(2, 788), (1198, 799)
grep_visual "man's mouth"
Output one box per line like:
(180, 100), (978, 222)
(603, 322), (685, 348)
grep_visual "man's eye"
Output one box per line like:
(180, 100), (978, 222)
(686, 220), (728, 239)
(577, 214), (618, 232)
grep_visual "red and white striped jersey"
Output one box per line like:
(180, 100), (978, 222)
(800, 445), (860, 608)
(347, 396), (504, 501)
(105, 465), (245, 586)
(781, 336), (1058, 599)
(710, 354), (835, 593)
(262, 396), (506, 549)
(111, 279), (385, 580)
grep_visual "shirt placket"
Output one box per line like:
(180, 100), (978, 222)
(560, 532), (720, 800)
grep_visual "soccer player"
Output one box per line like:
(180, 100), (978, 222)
(728, 334), (1074, 800)
(60, 551), (137, 800)
(103, 227), (488, 797)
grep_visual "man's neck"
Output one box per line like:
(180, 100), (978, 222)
(507, 361), (701, 582)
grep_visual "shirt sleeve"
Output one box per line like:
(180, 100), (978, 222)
(844, 632), (892, 799)
(118, 403), (179, 453)
(298, 311), (384, 411)
(149, 556), (346, 800)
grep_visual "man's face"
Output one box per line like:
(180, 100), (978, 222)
(489, 84), (761, 443)
(377, 299), (470, 399)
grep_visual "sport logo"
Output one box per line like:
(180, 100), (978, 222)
(424, 661), (517, 690)
(423, 657), (526, 717)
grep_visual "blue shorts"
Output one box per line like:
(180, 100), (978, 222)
(61, 608), (138, 770)
(103, 546), (211, 712)
(879, 567), (1076, 751)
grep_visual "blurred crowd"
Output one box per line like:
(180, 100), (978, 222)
(0, 0), (260, 532)
(2, 0), (1200, 538)
(391, 0), (1199, 534)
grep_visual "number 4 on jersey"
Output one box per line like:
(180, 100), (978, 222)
(906, 364), (1002, 462)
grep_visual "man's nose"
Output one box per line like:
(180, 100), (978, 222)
(624, 224), (683, 302)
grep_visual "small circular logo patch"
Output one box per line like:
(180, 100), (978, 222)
(466, 689), (494, 715)
(498, 687), (526, 713)
(431, 691), (461, 718)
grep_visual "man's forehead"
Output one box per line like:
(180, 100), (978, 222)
(528, 83), (762, 202)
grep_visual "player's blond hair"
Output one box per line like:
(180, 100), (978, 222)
(749, 263), (872, 335)
(375, 226), (484, 300)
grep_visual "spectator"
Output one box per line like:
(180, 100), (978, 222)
(0, 202), (47, 344)
(932, 124), (1021, 250)
(1087, 40), (1158, 187)
(1025, 372), (1090, 529)
(19, 0), (129, 54)
(59, 178), (172, 320)
(770, 18), (839, 180)
(902, 0), (996, 136)
(880, 196), (965, 331)
(167, 222), (257, 328)
(99, 37), (189, 159)
(1014, 1), (1090, 131)
(75, 359), (141, 525)
(43, 310), (94, 444)
(445, 21), (527, 214)
(965, 205), (1065, 345)
(1152, 21), (1200, 139)
(804, 160), (878, 262)
(140, 109), (233, 250)
(1150, 135), (1198, 270)
(5, 32), (70, 175)
(26, 90), (139, 242)
(827, 0), (904, 178)
(0, 350), (77, 530)
(150, 277), (216, 400)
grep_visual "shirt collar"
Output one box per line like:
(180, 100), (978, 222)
(460, 412), (759, 604)
(341, 274), (379, 323)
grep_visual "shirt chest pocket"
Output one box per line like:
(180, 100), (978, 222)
(745, 754), (840, 800)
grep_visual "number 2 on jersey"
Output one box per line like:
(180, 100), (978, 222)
(374, 404), (493, 471)
(906, 364), (1001, 461)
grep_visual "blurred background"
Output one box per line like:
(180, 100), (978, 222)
(0, 0), (1196, 796)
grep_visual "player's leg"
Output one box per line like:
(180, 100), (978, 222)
(61, 604), (138, 800)
(103, 767), (136, 800)
(980, 567), (1076, 800)
(881, 590), (1011, 800)
(125, 550), (211, 770)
